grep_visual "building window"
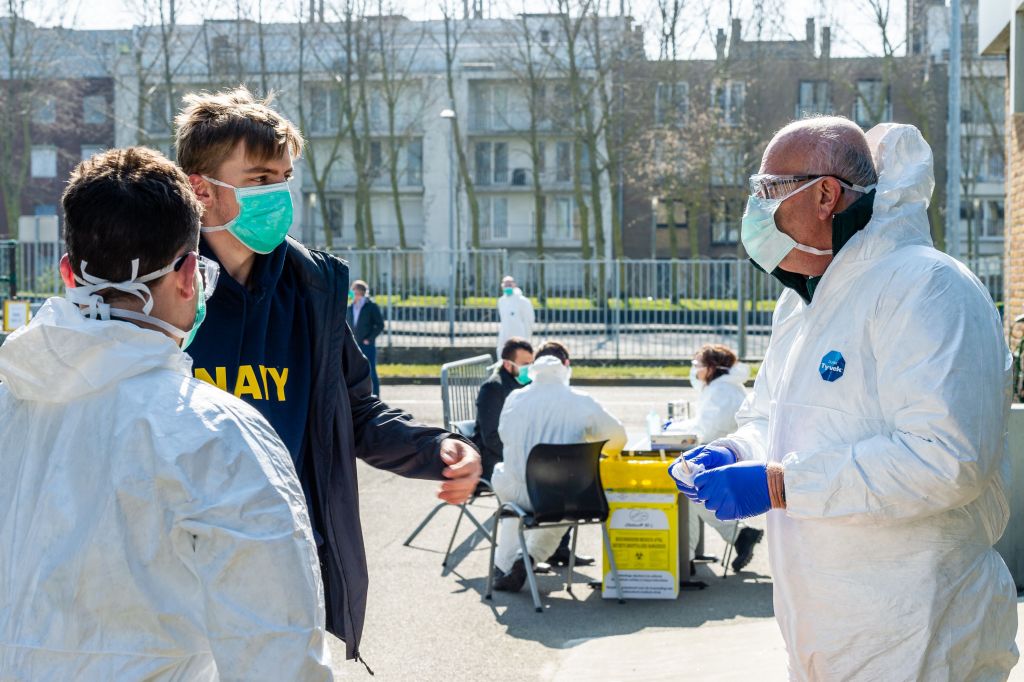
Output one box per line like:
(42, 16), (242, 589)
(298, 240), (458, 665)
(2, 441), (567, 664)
(474, 142), (508, 185)
(796, 81), (830, 117)
(480, 196), (509, 240)
(82, 95), (108, 124)
(548, 196), (579, 240)
(405, 139), (423, 186)
(148, 88), (185, 136)
(470, 83), (509, 131)
(711, 199), (739, 244)
(309, 84), (340, 134)
(34, 204), (57, 216)
(31, 146), (57, 178)
(493, 142), (508, 184)
(710, 142), (746, 187)
(81, 144), (105, 161)
(474, 142), (492, 185)
(555, 141), (571, 182)
(853, 80), (889, 128)
(654, 81), (688, 126)
(327, 197), (343, 241)
(368, 140), (383, 180)
(981, 200), (1004, 238)
(713, 80), (745, 126)
(34, 95), (56, 124)
(655, 199), (687, 229)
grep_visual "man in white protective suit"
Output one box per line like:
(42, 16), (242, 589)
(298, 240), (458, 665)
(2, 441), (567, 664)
(490, 341), (627, 592)
(0, 147), (332, 680)
(496, 275), (535, 358)
(668, 118), (1019, 680)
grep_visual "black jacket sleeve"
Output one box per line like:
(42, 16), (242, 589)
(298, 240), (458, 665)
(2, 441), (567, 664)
(475, 380), (505, 460)
(365, 300), (385, 343)
(342, 320), (467, 480)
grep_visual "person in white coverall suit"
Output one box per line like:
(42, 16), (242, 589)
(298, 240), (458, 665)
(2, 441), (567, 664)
(496, 275), (535, 358)
(680, 344), (763, 573)
(669, 118), (1018, 681)
(491, 343), (627, 592)
(0, 148), (331, 680)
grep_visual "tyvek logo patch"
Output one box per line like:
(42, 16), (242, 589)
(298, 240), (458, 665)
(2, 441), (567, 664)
(819, 350), (845, 382)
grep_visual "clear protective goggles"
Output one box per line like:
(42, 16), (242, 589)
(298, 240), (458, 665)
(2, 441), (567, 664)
(748, 173), (875, 201)
(175, 252), (220, 301)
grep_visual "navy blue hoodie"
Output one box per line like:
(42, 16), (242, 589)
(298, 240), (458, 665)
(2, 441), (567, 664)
(188, 240), (313, 482)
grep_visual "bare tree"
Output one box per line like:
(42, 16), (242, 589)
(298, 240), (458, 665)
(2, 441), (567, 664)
(373, 7), (427, 250)
(0, 1), (75, 239)
(436, 3), (481, 254)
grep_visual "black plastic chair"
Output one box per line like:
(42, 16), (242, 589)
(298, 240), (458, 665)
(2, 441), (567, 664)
(485, 441), (625, 612)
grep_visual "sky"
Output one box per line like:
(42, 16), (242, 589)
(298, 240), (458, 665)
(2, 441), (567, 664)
(19, 0), (911, 60)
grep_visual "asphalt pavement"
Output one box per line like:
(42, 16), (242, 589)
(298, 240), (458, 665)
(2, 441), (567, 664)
(328, 384), (1024, 681)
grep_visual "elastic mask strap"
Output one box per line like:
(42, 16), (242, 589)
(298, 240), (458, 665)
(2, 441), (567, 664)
(108, 307), (187, 340)
(66, 258), (177, 319)
(793, 243), (833, 256)
(200, 175), (237, 233)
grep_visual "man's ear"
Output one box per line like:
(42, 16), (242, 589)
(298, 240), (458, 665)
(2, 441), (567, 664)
(189, 174), (214, 209)
(174, 253), (198, 300)
(59, 254), (75, 288)
(818, 177), (844, 219)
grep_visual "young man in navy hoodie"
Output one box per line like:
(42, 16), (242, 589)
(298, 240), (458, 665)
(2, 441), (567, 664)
(175, 87), (481, 668)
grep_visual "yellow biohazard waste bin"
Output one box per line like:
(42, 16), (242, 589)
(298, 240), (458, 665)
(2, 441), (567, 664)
(600, 453), (680, 600)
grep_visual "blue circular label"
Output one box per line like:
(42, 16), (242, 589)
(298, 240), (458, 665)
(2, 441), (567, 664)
(819, 350), (846, 382)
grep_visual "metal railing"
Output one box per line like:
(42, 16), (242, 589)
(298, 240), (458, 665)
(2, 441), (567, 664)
(5, 241), (1007, 361)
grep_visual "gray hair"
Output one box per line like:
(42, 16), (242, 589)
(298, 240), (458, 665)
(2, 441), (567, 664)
(767, 116), (878, 188)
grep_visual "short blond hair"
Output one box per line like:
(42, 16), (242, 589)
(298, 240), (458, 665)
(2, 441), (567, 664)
(174, 86), (303, 176)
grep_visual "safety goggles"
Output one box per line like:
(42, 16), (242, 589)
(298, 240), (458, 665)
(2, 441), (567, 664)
(172, 252), (220, 301)
(748, 174), (874, 201)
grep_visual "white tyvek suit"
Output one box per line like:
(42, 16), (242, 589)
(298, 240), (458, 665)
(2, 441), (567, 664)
(496, 287), (535, 357)
(0, 297), (333, 681)
(686, 363), (750, 551)
(716, 124), (1018, 680)
(491, 356), (627, 570)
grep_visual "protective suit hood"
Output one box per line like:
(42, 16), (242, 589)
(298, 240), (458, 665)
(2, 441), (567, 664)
(715, 362), (749, 388)
(0, 297), (188, 403)
(527, 355), (570, 384)
(838, 123), (935, 263)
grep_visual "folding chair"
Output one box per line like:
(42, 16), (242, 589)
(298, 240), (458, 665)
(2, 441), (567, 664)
(485, 441), (625, 612)
(403, 354), (497, 567)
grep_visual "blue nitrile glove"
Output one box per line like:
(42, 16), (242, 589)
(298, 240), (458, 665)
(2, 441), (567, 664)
(694, 460), (771, 521)
(667, 445), (737, 500)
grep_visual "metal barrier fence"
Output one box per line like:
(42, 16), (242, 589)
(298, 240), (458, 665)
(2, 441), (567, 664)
(2, 241), (1007, 361)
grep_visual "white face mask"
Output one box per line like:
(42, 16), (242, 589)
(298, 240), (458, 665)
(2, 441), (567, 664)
(741, 175), (875, 273)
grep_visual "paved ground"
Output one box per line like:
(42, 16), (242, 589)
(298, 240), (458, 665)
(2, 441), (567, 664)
(327, 384), (1024, 680)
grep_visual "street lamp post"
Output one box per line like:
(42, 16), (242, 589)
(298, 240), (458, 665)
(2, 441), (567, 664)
(441, 107), (457, 346)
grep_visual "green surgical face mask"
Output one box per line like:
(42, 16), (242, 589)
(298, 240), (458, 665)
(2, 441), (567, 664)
(181, 273), (207, 350)
(503, 287), (514, 296)
(517, 365), (531, 385)
(201, 175), (294, 254)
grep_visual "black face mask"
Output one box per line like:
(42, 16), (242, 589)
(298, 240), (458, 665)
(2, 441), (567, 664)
(752, 190), (876, 303)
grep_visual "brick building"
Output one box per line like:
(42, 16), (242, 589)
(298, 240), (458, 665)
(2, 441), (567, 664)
(0, 19), (127, 238)
(979, 0), (1024, 340)
(620, 18), (948, 260)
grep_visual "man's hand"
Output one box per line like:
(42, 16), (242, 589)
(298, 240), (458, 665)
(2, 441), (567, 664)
(438, 438), (482, 505)
(668, 444), (737, 500)
(362, 339), (370, 346)
(694, 461), (770, 520)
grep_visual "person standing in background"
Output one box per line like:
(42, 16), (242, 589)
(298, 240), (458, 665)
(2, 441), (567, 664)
(347, 279), (385, 396)
(496, 275), (534, 359)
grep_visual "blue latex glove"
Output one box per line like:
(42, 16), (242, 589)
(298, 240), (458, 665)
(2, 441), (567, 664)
(693, 460), (771, 520)
(667, 445), (737, 500)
